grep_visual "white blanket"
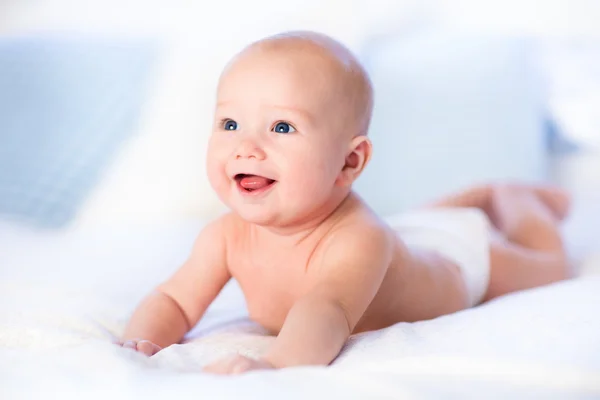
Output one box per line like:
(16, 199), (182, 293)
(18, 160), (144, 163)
(1, 221), (600, 399)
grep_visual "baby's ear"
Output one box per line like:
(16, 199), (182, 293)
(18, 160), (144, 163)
(336, 136), (372, 187)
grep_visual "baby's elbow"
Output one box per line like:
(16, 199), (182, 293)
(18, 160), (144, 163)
(304, 293), (354, 336)
(328, 298), (355, 336)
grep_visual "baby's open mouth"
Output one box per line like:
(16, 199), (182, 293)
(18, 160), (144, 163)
(234, 174), (276, 194)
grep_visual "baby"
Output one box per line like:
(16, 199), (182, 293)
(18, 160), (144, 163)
(119, 31), (572, 374)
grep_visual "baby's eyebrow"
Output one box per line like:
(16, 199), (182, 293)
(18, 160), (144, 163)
(270, 105), (314, 125)
(216, 100), (234, 108)
(215, 102), (315, 125)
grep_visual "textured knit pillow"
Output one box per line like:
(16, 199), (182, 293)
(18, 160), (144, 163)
(0, 34), (157, 228)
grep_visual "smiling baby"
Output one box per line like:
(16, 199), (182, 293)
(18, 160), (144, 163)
(118, 31), (571, 374)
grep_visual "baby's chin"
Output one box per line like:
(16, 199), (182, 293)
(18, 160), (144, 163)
(231, 203), (282, 227)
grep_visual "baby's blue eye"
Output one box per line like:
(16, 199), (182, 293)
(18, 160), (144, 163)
(272, 122), (296, 134)
(223, 119), (238, 131)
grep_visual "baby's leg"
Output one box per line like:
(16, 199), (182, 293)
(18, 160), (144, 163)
(427, 183), (572, 301)
(426, 183), (570, 227)
(483, 185), (572, 300)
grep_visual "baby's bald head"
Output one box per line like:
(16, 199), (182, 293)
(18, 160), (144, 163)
(219, 31), (374, 137)
(209, 32), (375, 221)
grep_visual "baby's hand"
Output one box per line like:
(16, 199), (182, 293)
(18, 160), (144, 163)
(203, 354), (275, 375)
(117, 338), (162, 356)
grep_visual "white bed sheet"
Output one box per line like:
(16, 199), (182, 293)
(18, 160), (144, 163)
(1, 220), (600, 400)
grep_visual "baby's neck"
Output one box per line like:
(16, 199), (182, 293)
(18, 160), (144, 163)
(251, 191), (357, 246)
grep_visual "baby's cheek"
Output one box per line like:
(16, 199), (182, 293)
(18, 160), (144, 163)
(311, 153), (343, 187)
(206, 154), (229, 196)
(286, 163), (333, 202)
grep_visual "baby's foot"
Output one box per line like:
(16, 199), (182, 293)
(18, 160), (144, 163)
(531, 185), (571, 221)
(489, 184), (566, 251)
(117, 338), (162, 356)
(492, 183), (571, 223)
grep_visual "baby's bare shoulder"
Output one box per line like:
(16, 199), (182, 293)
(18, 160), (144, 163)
(313, 203), (395, 269)
(187, 213), (248, 260)
(215, 212), (249, 242)
(337, 211), (391, 243)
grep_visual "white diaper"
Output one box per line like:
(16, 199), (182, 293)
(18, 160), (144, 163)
(386, 207), (491, 307)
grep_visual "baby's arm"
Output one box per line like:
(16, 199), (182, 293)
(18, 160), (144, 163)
(120, 219), (231, 353)
(205, 224), (393, 373)
(265, 226), (393, 367)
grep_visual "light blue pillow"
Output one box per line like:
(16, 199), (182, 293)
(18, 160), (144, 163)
(0, 35), (157, 228)
(355, 30), (548, 216)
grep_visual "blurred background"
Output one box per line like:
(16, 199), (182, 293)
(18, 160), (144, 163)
(1, 0), (599, 260)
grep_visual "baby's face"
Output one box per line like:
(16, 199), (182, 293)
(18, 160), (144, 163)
(207, 49), (351, 227)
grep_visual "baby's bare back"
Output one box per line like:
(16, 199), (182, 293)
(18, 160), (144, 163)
(224, 195), (470, 335)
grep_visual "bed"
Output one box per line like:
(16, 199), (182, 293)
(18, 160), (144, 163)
(2, 11), (600, 398)
(1, 218), (599, 400)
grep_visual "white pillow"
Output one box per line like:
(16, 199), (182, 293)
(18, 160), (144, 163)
(73, 42), (230, 228)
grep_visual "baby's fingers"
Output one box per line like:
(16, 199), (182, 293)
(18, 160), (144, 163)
(117, 339), (160, 356)
(203, 355), (271, 375)
(137, 340), (162, 356)
(122, 340), (137, 350)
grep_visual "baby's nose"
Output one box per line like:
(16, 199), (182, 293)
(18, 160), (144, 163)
(235, 139), (266, 160)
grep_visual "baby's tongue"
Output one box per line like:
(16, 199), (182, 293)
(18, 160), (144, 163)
(240, 175), (271, 190)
